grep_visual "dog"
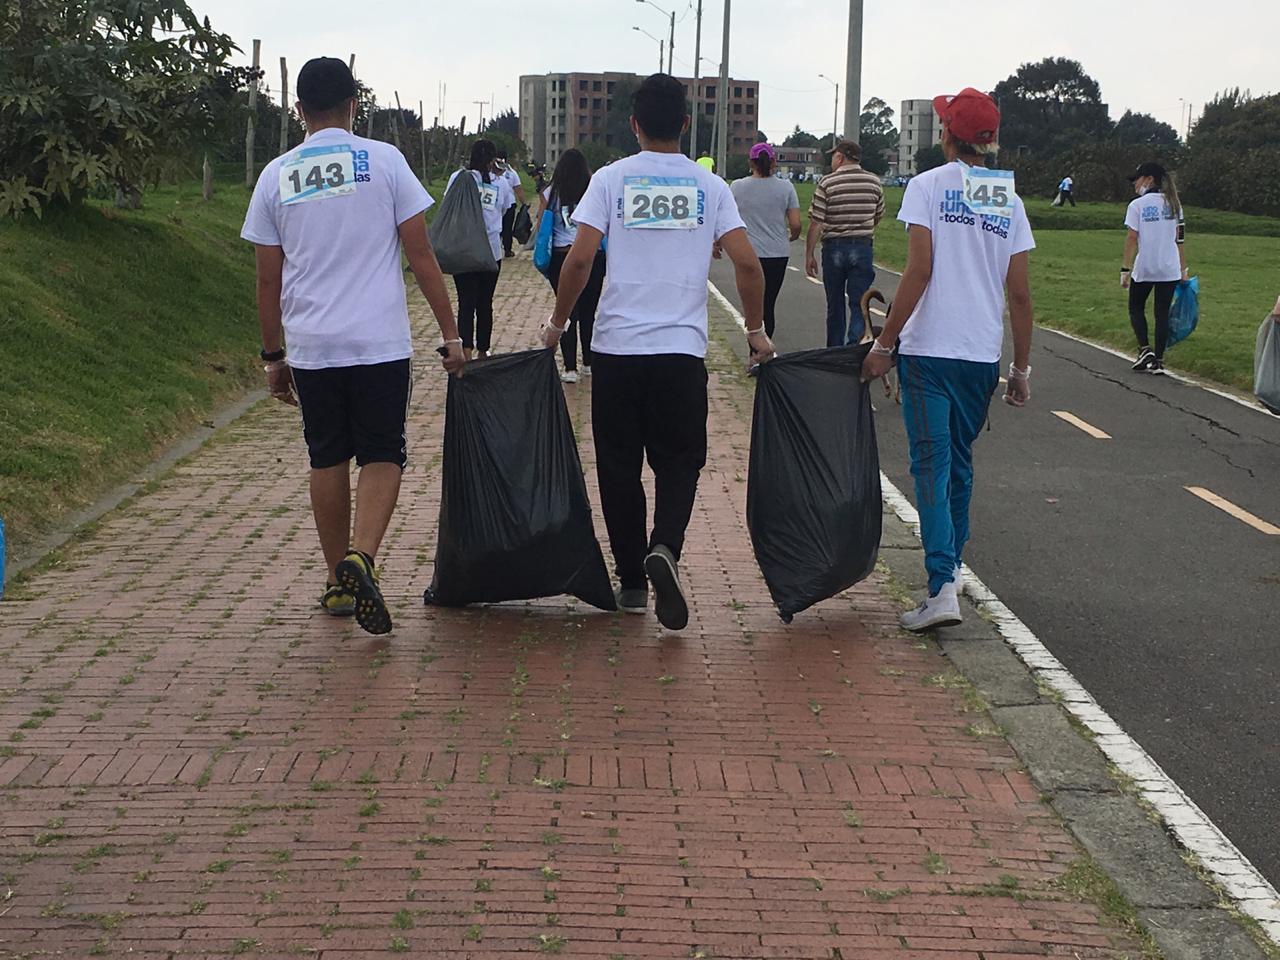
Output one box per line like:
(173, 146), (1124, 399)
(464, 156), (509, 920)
(860, 288), (901, 404)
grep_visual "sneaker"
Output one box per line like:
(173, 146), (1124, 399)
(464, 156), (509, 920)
(1149, 358), (1166, 375)
(644, 545), (689, 631)
(1131, 347), (1156, 371)
(560, 370), (579, 383)
(334, 550), (393, 635)
(616, 586), (648, 614)
(582, 365), (592, 377)
(951, 565), (964, 593)
(319, 585), (355, 617)
(900, 584), (962, 632)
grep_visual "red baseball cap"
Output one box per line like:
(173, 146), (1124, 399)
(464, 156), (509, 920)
(932, 87), (1001, 145)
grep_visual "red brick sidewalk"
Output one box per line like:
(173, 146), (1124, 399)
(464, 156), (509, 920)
(0, 260), (1139, 958)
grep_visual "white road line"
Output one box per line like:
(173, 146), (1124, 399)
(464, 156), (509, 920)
(879, 475), (1280, 944)
(869, 261), (1280, 420)
(870, 307), (887, 317)
(805, 276), (822, 286)
(1185, 486), (1280, 535)
(1052, 410), (1112, 439)
(787, 265), (801, 273)
(708, 279), (747, 333)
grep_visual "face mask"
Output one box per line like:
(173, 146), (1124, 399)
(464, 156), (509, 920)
(1137, 185), (1152, 195)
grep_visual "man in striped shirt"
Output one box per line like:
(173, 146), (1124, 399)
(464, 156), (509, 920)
(805, 140), (885, 346)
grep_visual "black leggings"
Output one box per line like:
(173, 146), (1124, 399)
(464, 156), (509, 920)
(548, 248), (606, 370)
(759, 257), (788, 338)
(454, 262), (502, 352)
(1129, 279), (1177, 358)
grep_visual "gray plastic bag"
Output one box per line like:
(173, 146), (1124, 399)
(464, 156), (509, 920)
(429, 170), (498, 275)
(1254, 314), (1280, 415)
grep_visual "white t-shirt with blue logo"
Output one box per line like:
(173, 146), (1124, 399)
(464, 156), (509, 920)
(569, 150), (745, 358)
(542, 187), (579, 248)
(241, 128), (432, 369)
(447, 168), (515, 262)
(1124, 192), (1184, 283)
(896, 161), (1035, 364)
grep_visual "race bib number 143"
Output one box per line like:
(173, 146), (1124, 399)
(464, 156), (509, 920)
(623, 176), (701, 229)
(960, 164), (1015, 216)
(279, 145), (356, 206)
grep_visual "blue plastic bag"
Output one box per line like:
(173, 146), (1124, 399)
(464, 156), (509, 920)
(533, 207), (554, 276)
(1168, 276), (1199, 348)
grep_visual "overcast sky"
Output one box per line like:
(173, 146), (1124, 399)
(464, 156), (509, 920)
(196, 0), (1276, 143)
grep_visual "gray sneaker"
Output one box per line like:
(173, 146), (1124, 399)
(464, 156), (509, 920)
(900, 584), (962, 632)
(644, 545), (689, 631)
(616, 586), (648, 614)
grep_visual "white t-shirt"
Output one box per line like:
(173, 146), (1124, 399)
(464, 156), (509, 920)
(569, 150), (746, 358)
(542, 187), (579, 247)
(241, 127), (432, 370)
(500, 164), (522, 201)
(1124, 192), (1184, 283)
(1059, 176), (1073, 191)
(896, 161), (1036, 364)
(447, 168), (514, 262)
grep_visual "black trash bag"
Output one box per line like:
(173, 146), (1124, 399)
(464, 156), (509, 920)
(747, 343), (882, 622)
(512, 203), (533, 245)
(425, 349), (617, 611)
(429, 170), (499, 275)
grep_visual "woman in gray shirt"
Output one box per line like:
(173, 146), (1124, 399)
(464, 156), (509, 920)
(728, 142), (801, 337)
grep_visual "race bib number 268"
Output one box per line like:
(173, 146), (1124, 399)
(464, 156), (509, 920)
(623, 176), (701, 229)
(279, 145), (356, 206)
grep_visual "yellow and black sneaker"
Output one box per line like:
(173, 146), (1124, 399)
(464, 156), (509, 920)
(319, 585), (355, 617)
(334, 550), (392, 635)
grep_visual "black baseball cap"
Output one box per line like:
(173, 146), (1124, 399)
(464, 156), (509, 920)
(1127, 161), (1167, 184)
(296, 57), (357, 112)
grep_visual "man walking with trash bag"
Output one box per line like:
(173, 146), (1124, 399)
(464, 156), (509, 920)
(543, 73), (774, 630)
(242, 56), (466, 636)
(860, 87), (1035, 632)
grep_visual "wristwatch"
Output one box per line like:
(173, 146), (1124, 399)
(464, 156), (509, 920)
(260, 347), (286, 362)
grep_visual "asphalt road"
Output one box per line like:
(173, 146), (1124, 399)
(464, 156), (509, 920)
(711, 239), (1280, 885)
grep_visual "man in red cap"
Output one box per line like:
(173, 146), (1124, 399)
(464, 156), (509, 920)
(861, 87), (1035, 631)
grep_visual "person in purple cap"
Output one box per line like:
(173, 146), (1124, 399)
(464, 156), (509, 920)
(727, 143), (801, 339)
(860, 87), (1035, 632)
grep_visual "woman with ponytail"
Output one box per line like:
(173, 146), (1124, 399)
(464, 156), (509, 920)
(447, 138), (514, 358)
(728, 142), (801, 338)
(1121, 161), (1188, 375)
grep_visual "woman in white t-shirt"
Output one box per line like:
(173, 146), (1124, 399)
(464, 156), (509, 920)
(532, 148), (606, 383)
(446, 139), (514, 359)
(1121, 161), (1187, 375)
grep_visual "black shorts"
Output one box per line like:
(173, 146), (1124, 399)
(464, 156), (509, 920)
(291, 359), (413, 469)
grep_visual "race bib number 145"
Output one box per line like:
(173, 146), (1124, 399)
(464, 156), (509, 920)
(623, 176), (701, 229)
(960, 164), (1015, 217)
(279, 145), (356, 206)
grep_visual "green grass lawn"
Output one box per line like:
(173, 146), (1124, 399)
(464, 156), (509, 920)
(0, 181), (259, 549)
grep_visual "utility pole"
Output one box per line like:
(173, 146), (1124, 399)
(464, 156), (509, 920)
(844, 0), (863, 142)
(715, 0), (730, 175)
(473, 100), (487, 134)
(667, 8), (675, 74)
(690, 0), (702, 159)
(419, 99), (427, 181)
(278, 57), (289, 155)
(819, 73), (838, 149)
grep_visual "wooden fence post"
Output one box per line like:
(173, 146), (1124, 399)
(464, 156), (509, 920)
(367, 96), (375, 139)
(419, 100), (427, 181)
(391, 91), (403, 152)
(245, 39), (261, 187)
(278, 57), (289, 155)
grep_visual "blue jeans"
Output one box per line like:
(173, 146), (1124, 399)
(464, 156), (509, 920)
(821, 237), (875, 347)
(898, 355), (1000, 596)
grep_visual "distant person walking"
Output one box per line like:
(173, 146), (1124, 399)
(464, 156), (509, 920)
(860, 87), (1035, 632)
(728, 142), (801, 338)
(447, 139), (515, 359)
(533, 148), (606, 383)
(1121, 161), (1187, 375)
(1056, 174), (1076, 207)
(496, 147), (526, 258)
(543, 74), (773, 630)
(241, 57), (466, 635)
(696, 152), (716, 173)
(805, 139), (885, 347)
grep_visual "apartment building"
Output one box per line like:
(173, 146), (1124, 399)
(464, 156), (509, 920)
(898, 98), (943, 175)
(520, 71), (761, 166)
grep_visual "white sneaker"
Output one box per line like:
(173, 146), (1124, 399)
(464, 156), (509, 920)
(582, 365), (592, 377)
(951, 564), (964, 593)
(900, 584), (962, 632)
(560, 370), (579, 384)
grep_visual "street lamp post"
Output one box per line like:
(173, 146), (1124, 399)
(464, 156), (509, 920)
(689, 0), (702, 160)
(636, 0), (675, 73)
(716, 0), (730, 175)
(844, 0), (862, 142)
(633, 26), (664, 73)
(819, 73), (839, 150)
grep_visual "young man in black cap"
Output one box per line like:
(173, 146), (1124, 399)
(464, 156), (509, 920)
(241, 56), (466, 635)
(543, 73), (773, 631)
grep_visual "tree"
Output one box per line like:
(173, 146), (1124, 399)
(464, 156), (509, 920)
(859, 97), (898, 174)
(992, 58), (1112, 155)
(603, 76), (640, 157)
(486, 108), (519, 138)
(0, 0), (238, 217)
(915, 144), (945, 173)
(1114, 110), (1179, 146)
(783, 125), (821, 148)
